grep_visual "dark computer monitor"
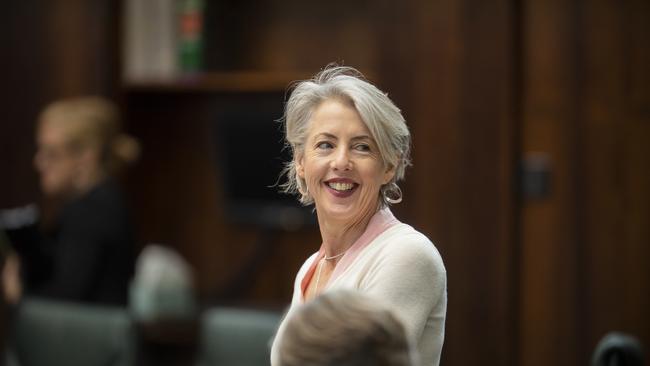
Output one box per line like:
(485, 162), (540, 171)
(213, 92), (315, 230)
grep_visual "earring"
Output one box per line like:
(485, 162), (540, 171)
(383, 183), (403, 204)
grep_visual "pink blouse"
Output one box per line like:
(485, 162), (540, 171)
(300, 208), (400, 300)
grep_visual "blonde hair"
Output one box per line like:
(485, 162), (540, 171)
(277, 290), (415, 366)
(40, 96), (140, 173)
(280, 65), (411, 207)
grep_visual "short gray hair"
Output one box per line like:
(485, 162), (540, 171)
(280, 65), (411, 207)
(277, 290), (415, 366)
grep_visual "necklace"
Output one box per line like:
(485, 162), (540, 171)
(324, 251), (346, 261)
(314, 250), (347, 296)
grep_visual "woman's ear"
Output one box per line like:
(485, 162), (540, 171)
(382, 163), (396, 185)
(295, 154), (305, 178)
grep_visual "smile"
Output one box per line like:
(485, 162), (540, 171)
(323, 179), (359, 198)
(327, 182), (355, 191)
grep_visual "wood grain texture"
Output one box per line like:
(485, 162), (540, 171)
(520, 0), (650, 365)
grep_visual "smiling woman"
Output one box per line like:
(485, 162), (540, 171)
(271, 66), (447, 366)
(296, 99), (394, 237)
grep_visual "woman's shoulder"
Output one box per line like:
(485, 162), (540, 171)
(60, 179), (132, 243)
(293, 251), (320, 284)
(374, 223), (445, 272)
(297, 252), (319, 273)
(65, 179), (127, 217)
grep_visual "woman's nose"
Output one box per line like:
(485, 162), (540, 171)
(331, 147), (351, 170)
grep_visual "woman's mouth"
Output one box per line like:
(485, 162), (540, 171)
(324, 179), (358, 198)
(327, 182), (355, 191)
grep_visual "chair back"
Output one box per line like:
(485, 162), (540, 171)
(196, 308), (281, 366)
(10, 298), (134, 366)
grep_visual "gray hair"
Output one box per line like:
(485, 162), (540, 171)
(280, 65), (411, 207)
(277, 290), (415, 366)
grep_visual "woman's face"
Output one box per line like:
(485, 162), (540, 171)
(34, 119), (83, 197)
(296, 99), (395, 225)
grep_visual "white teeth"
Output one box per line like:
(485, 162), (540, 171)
(328, 182), (354, 191)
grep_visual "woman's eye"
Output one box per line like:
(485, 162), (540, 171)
(354, 144), (371, 152)
(316, 141), (333, 149)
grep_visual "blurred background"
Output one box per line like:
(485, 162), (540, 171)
(0, 0), (648, 365)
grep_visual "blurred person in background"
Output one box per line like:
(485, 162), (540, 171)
(277, 289), (416, 366)
(271, 65), (447, 366)
(1, 96), (139, 306)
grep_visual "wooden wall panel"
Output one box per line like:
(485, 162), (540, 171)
(47, 0), (115, 97)
(382, 1), (519, 365)
(519, 0), (581, 365)
(520, 0), (650, 365)
(578, 0), (650, 357)
(0, 2), (54, 207)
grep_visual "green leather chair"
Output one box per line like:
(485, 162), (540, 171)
(195, 308), (282, 366)
(7, 298), (134, 366)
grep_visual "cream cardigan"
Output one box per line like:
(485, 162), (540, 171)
(271, 209), (447, 366)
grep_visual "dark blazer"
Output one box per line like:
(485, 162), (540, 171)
(10, 178), (135, 305)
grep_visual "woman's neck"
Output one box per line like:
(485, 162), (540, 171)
(317, 203), (380, 258)
(73, 167), (107, 197)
